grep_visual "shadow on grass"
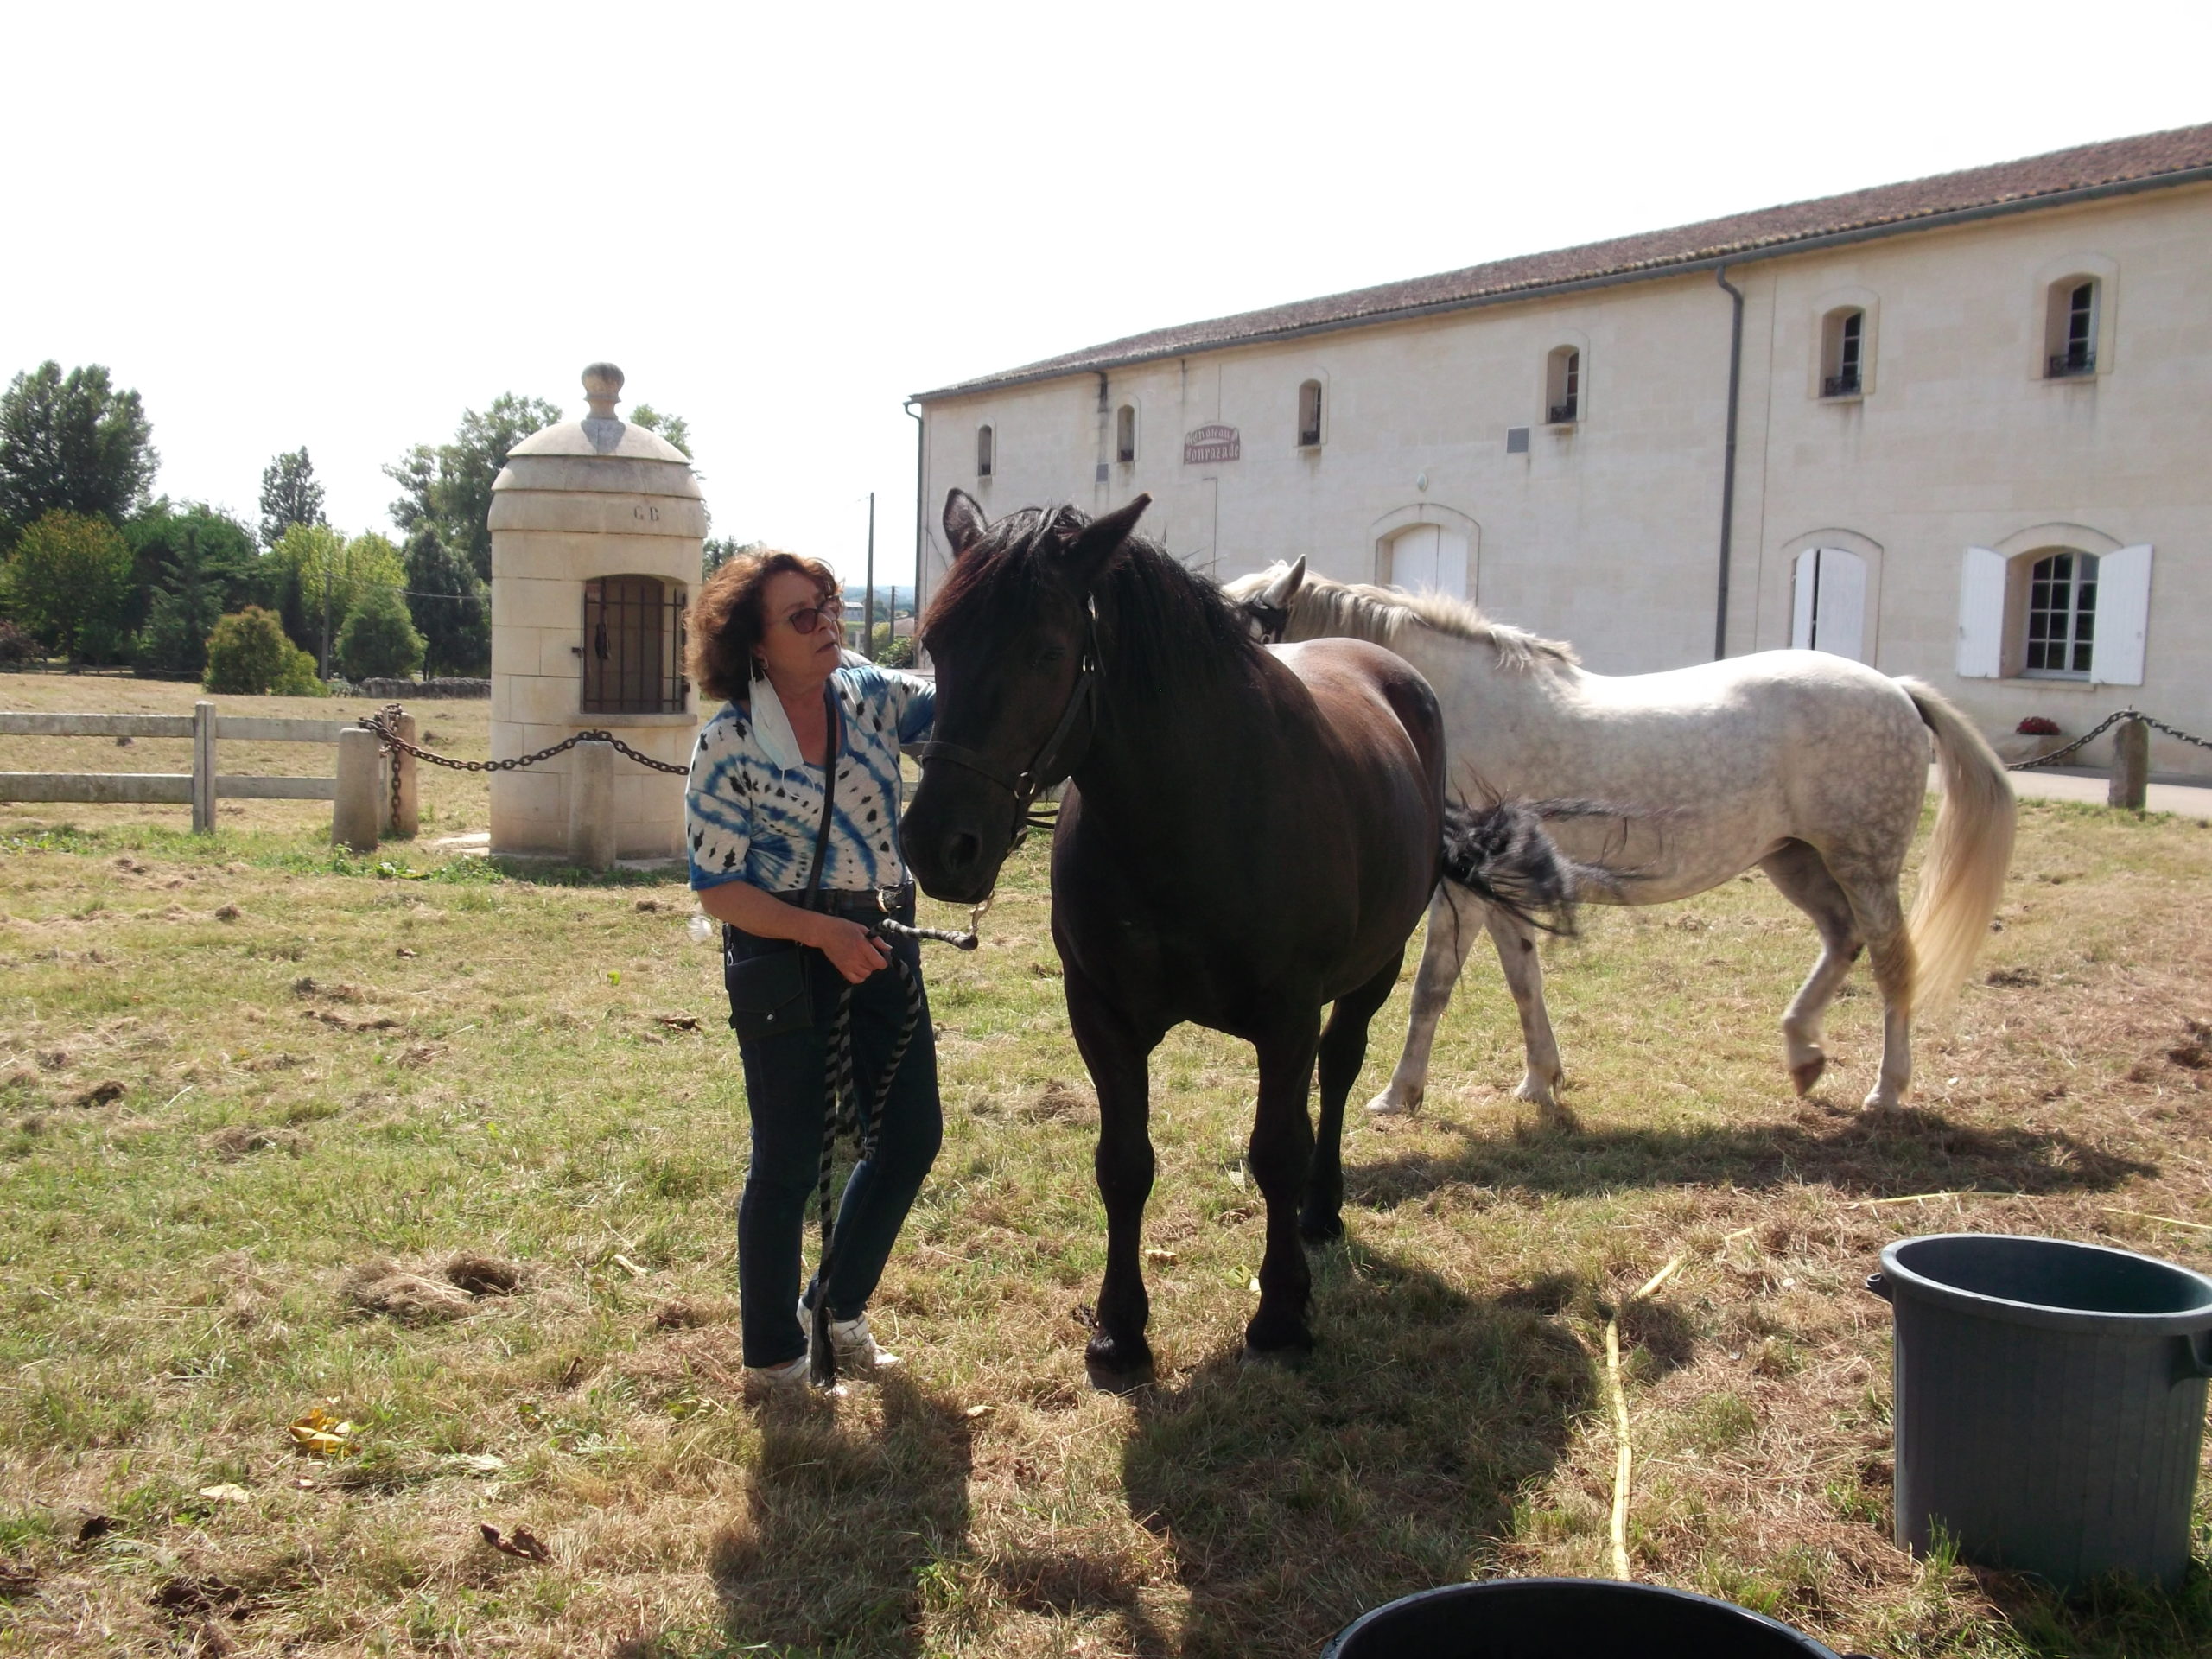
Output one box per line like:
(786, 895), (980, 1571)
(1349, 1103), (2154, 1210)
(1974, 1560), (2212, 1659)
(707, 1372), (974, 1656)
(1116, 1243), (1594, 1658)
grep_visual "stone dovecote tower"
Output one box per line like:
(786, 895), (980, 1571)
(487, 363), (702, 860)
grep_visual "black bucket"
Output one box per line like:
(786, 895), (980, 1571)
(1321, 1578), (1858, 1657)
(1869, 1232), (2212, 1588)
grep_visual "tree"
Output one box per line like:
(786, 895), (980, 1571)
(204, 606), (316, 695)
(338, 582), (425, 680)
(629, 404), (692, 457)
(0, 363), (159, 542)
(130, 503), (269, 680)
(258, 448), (327, 550)
(702, 537), (762, 578)
(402, 526), (489, 677)
(384, 393), (561, 582)
(269, 524), (406, 670)
(1, 510), (135, 664)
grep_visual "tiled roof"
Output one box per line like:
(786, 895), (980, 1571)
(918, 122), (2212, 400)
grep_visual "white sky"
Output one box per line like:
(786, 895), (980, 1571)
(6, 2), (2207, 588)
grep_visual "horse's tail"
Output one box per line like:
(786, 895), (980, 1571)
(1897, 677), (2016, 1019)
(1440, 799), (1594, 937)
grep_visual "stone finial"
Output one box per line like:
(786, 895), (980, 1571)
(582, 362), (625, 417)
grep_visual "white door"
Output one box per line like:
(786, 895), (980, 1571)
(1790, 547), (1867, 662)
(1386, 524), (1468, 598)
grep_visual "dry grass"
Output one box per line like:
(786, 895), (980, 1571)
(1, 675), (2210, 1655)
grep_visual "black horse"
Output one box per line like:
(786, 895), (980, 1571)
(901, 492), (1580, 1382)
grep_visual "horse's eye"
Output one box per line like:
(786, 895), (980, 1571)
(1031, 645), (1065, 670)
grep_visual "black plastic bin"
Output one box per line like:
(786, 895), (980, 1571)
(1321, 1578), (1856, 1657)
(1869, 1232), (2212, 1588)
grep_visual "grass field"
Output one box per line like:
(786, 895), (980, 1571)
(3, 672), (2211, 1657)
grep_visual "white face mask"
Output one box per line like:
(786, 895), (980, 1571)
(748, 664), (806, 770)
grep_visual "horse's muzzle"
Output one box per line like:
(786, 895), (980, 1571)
(900, 786), (1012, 907)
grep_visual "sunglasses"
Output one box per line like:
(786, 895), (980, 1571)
(781, 601), (843, 636)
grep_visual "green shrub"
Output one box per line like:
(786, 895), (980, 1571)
(203, 606), (296, 694)
(272, 645), (328, 696)
(337, 583), (424, 681)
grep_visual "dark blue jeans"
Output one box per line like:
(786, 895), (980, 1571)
(725, 913), (942, 1368)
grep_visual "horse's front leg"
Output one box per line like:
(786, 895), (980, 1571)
(1248, 1016), (1323, 1358)
(1063, 961), (1163, 1388)
(1368, 884), (1481, 1115)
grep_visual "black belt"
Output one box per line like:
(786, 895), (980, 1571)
(772, 885), (914, 920)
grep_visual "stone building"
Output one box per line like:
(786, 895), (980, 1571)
(487, 365), (702, 860)
(910, 124), (2212, 774)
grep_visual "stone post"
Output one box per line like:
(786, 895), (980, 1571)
(566, 739), (617, 871)
(2108, 715), (2150, 812)
(333, 727), (381, 852)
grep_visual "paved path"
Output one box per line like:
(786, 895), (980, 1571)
(1934, 764), (2212, 817)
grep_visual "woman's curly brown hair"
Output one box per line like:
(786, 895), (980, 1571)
(687, 550), (841, 703)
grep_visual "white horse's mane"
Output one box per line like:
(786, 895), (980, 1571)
(1248, 566), (1580, 673)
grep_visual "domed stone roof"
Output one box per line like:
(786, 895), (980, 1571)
(493, 363), (702, 499)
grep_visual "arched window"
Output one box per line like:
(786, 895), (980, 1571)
(2045, 278), (2098, 378)
(976, 423), (995, 478)
(1821, 308), (1865, 397)
(1116, 404), (1136, 464)
(1546, 347), (1580, 424)
(1296, 380), (1323, 448)
(582, 575), (688, 714)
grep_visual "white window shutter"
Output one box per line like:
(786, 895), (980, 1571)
(1817, 550), (1868, 663)
(2089, 544), (2152, 687)
(1955, 546), (2006, 678)
(1791, 549), (1818, 649)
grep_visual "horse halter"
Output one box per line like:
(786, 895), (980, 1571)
(1245, 598), (1291, 646)
(917, 604), (1103, 854)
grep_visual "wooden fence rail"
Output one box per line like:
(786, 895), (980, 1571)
(0, 701), (415, 848)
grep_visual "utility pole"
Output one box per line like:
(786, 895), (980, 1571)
(862, 491), (876, 662)
(320, 547), (334, 679)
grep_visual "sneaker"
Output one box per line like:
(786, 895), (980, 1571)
(799, 1297), (901, 1374)
(743, 1355), (812, 1400)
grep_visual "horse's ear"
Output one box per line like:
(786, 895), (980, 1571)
(1258, 556), (1306, 611)
(1065, 494), (1150, 585)
(943, 489), (988, 558)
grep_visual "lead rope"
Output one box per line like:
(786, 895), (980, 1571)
(804, 899), (982, 1389)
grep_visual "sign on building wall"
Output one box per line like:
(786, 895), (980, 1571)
(1183, 424), (1240, 463)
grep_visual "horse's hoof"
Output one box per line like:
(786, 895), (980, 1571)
(1365, 1087), (1419, 1116)
(1514, 1074), (1561, 1107)
(1084, 1332), (1154, 1393)
(1790, 1055), (1827, 1096)
(1861, 1085), (1902, 1111)
(1298, 1210), (1344, 1245)
(1243, 1311), (1316, 1359)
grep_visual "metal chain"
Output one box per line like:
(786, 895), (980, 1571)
(2138, 714), (2212, 753)
(2007, 707), (2212, 772)
(2006, 709), (2132, 771)
(362, 706), (690, 778)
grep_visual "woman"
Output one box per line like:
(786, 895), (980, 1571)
(685, 550), (938, 1395)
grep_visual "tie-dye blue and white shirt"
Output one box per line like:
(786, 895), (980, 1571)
(685, 662), (936, 893)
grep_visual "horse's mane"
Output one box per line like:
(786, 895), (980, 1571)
(1262, 568), (1580, 673)
(927, 503), (1263, 693)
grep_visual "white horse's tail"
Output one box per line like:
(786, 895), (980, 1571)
(1897, 677), (2016, 1019)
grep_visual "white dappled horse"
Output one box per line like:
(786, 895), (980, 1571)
(1224, 562), (2016, 1112)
